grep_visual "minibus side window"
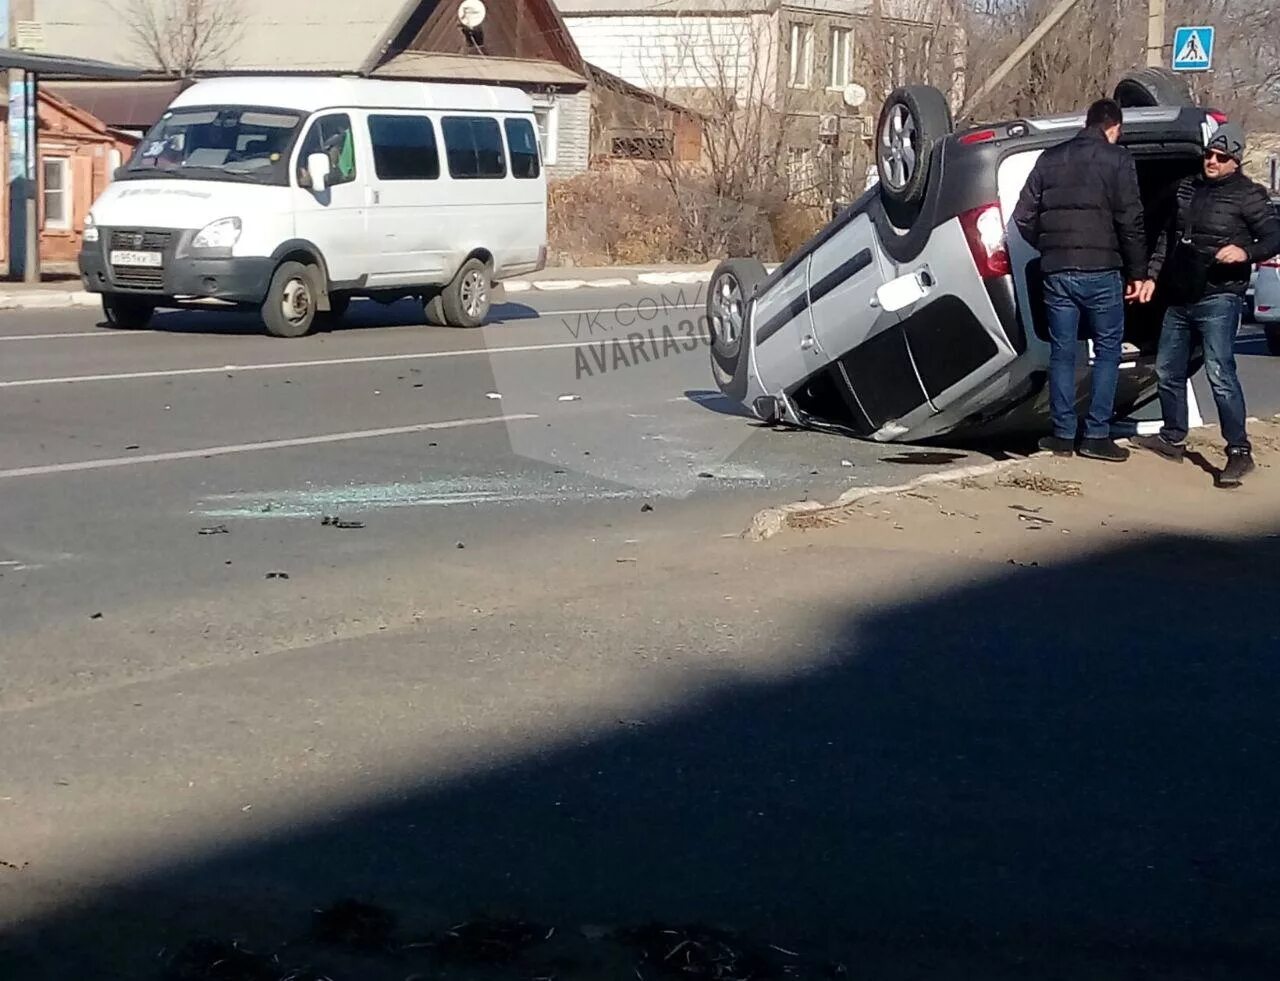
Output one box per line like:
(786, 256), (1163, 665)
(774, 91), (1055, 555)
(504, 118), (540, 179)
(368, 114), (440, 180)
(297, 114), (357, 186)
(441, 116), (508, 180)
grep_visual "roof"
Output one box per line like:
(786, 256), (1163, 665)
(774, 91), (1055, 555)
(0, 49), (142, 78)
(43, 80), (190, 129)
(168, 76), (535, 114)
(35, 0), (414, 73)
(374, 53), (586, 87)
(585, 63), (704, 118)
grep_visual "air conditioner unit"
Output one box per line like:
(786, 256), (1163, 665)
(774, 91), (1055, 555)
(818, 113), (839, 138)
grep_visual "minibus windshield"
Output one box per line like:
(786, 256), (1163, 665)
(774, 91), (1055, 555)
(118, 105), (304, 186)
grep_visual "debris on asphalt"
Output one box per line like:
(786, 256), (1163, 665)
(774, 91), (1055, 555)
(320, 516), (365, 530)
(456, 542), (465, 549)
(997, 472), (1082, 496)
(697, 471), (714, 478)
(90, 612), (103, 620)
(616, 557), (637, 563)
(421, 917), (549, 965)
(311, 898), (398, 951)
(641, 503), (654, 513)
(620, 922), (796, 980)
(840, 460), (853, 467)
(1016, 513), (1053, 525)
(125, 444), (141, 451)
(198, 524), (230, 536)
(558, 394), (582, 402)
(1008, 558), (1040, 568)
(265, 572), (291, 580)
(486, 392), (503, 400)
(161, 939), (278, 981)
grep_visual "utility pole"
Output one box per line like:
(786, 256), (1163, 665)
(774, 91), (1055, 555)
(1146, 0), (1166, 68)
(7, 0), (37, 283)
(959, 0), (1084, 119)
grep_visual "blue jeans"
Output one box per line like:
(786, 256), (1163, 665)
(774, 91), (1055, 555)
(1156, 293), (1248, 451)
(1043, 271), (1125, 440)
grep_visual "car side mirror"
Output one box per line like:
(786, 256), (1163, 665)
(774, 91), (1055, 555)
(306, 152), (331, 193)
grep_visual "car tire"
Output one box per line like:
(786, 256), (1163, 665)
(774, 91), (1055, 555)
(1114, 67), (1195, 108)
(875, 85), (953, 215)
(423, 290), (446, 326)
(1265, 325), (1280, 356)
(262, 261), (320, 338)
(707, 258), (766, 401)
(101, 294), (156, 330)
(439, 257), (492, 328)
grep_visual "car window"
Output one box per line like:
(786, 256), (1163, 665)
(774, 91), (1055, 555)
(367, 114), (440, 181)
(297, 113), (357, 187)
(442, 116), (507, 180)
(504, 118), (540, 180)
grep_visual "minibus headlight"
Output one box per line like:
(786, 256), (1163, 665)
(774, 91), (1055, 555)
(192, 217), (242, 250)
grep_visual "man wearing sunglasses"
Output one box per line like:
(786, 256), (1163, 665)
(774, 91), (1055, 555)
(1136, 123), (1280, 486)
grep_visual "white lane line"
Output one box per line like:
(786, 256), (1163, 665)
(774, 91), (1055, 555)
(0, 414), (535, 480)
(0, 331), (121, 342)
(0, 332), (712, 389)
(0, 303), (701, 344)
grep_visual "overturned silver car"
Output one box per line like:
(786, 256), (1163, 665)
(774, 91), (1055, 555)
(706, 76), (1224, 442)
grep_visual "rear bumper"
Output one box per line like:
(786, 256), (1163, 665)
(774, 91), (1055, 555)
(79, 236), (273, 305)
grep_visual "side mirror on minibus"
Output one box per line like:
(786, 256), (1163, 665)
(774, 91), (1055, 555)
(306, 153), (332, 193)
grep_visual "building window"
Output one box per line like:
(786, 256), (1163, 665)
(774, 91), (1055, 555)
(441, 116), (508, 179)
(786, 146), (816, 199)
(610, 134), (673, 160)
(368, 114), (440, 181)
(829, 27), (852, 89)
(42, 158), (70, 230)
(533, 103), (559, 166)
(788, 23), (813, 88)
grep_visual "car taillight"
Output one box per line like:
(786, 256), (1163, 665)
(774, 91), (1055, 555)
(959, 203), (1011, 279)
(959, 129), (997, 145)
(1208, 109), (1229, 124)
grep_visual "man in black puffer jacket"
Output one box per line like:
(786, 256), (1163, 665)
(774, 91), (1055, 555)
(1134, 122), (1280, 487)
(1013, 99), (1152, 463)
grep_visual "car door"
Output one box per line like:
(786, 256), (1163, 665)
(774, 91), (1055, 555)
(293, 112), (367, 284)
(364, 112), (447, 285)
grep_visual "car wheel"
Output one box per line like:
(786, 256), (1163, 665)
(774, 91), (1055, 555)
(1265, 325), (1280, 356)
(262, 261), (320, 338)
(1114, 67), (1195, 108)
(707, 258), (766, 401)
(102, 294), (156, 329)
(876, 85), (953, 216)
(440, 257), (492, 328)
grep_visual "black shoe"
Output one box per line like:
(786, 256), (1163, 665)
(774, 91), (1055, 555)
(1132, 434), (1185, 462)
(1078, 438), (1130, 463)
(1218, 447), (1255, 487)
(1038, 435), (1075, 457)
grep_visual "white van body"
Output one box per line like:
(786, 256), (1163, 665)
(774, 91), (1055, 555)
(79, 76), (548, 334)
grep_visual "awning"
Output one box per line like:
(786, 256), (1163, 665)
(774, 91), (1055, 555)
(43, 80), (189, 130)
(0, 50), (144, 79)
(373, 52), (586, 88)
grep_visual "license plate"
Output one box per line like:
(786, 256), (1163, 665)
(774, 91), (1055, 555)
(110, 250), (163, 268)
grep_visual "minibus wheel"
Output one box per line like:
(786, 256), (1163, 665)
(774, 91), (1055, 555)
(440, 257), (493, 328)
(263, 261), (320, 338)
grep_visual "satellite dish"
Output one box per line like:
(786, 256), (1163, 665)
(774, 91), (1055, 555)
(843, 83), (868, 109)
(458, 0), (487, 29)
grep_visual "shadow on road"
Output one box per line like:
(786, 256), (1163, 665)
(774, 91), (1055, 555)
(95, 299), (544, 337)
(4, 528), (1280, 979)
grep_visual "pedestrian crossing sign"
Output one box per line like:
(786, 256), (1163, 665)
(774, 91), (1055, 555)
(1172, 26), (1214, 72)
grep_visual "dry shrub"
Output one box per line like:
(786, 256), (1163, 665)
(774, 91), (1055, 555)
(549, 168), (695, 266)
(768, 205), (829, 261)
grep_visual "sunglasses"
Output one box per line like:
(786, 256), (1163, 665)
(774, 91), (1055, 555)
(1204, 150), (1235, 164)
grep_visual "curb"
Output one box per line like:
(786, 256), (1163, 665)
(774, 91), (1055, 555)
(0, 266), (784, 311)
(745, 456), (1030, 542)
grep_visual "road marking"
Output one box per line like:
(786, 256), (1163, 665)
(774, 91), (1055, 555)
(0, 333), (711, 389)
(0, 331), (123, 342)
(0, 414), (536, 480)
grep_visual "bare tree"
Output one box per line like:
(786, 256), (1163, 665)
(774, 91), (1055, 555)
(121, 0), (246, 75)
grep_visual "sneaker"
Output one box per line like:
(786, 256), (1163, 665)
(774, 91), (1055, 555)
(1218, 447), (1255, 487)
(1078, 438), (1130, 463)
(1132, 434), (1185, 462)
(1038, 435), (1075, 457)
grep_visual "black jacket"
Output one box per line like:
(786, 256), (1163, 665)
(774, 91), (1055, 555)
(1148, 171), (1280, 301)
(1012, 128), (1147, 281)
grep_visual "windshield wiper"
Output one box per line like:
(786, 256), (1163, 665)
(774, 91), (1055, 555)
(120, 166), (267, 185)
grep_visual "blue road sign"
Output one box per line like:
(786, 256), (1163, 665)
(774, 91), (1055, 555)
(1172, 26), (1214, 72)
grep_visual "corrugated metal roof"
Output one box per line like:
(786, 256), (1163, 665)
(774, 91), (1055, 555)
(44, 80), (189, 128)
(374, 53), (587, 86)
(0, 49), (143, 78)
